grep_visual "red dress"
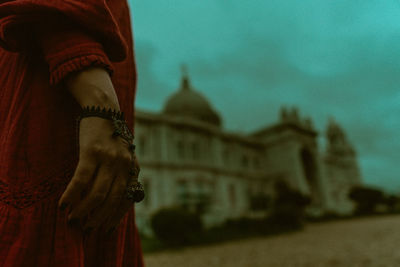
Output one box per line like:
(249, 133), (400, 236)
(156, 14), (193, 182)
(0, 0), (144, 266)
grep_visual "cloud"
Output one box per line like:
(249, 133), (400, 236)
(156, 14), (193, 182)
(134, 42), (173, 112)
(188, 33), (400, 190)
(130, 0), (400, 191)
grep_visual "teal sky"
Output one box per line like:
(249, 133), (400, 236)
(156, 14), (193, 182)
(128, 0), (400, 193)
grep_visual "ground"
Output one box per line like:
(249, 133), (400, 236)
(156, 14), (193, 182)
(144, 215), (400, 267)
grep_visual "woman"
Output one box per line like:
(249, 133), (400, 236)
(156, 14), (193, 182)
(0, 0), (144, 266)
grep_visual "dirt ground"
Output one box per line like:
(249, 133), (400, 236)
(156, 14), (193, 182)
(144, 215), (400, 267)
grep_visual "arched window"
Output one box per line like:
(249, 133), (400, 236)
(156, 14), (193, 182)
(300, 148), (319, 204)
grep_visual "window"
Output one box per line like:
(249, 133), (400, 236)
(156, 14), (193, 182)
(229, 184), (236, 208)
(143, 179), (150, 206)
(223, 149), (230, 166)
(138, 136), (146, 157)
(152, 130), (160, 159)
(177, 140), (185, 159)
(254, 158), (260, 169)
(177, 180), (189, 209)
(192, 142), (200, 160)
(194, 181), (208, 214)
(242, 155), (249, 168)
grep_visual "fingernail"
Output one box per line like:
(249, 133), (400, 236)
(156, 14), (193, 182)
(84, 227), (94, 235)
(107, 227), (116, 236)
(68, 218), (80, 227)
(59, 203), (68, 211)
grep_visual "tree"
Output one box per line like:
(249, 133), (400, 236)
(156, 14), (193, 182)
(270, 181), (311, 229)
(250, 193), (271, 211)
(150, 207), (203, 246)
(384, 195), (400, 213)
(348, 186), (385, 215)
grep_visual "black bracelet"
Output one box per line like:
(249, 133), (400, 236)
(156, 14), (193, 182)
(75, 106), (136, 153)
(74, 106), (144, 203)
(79, 106), (125, 121)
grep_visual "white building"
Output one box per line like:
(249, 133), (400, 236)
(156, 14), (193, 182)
(134, 72), (362, 235)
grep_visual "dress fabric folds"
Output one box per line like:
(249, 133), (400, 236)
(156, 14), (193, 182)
(0, 0), (143, 266)
(0, 0), (128, 61)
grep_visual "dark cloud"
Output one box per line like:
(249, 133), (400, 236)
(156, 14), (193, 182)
(131, 0), (400, 191)
(188, 36), (400, 191)
(135, 42), (171, 111)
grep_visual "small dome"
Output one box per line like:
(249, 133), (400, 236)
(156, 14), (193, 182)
(163, 72), (222, 127)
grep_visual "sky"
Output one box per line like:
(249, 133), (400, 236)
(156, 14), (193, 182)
(128, 0), (400, 193)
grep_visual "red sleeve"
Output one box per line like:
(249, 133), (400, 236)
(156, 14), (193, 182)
(35, 21), (114, 87)
(0, 0), (127, 62)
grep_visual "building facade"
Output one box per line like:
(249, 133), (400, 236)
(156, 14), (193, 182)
(134, 73), (362, 235)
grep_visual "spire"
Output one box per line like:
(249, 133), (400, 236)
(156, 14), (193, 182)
(180, 64), (190, 90)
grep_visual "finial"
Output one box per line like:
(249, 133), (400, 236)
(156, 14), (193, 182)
(291, 106), (299, 122)
(181, 64), (188, 78)
(180, 64), (190, 90)
(280, 106), (288, 122)
(304, 117), (313, 129)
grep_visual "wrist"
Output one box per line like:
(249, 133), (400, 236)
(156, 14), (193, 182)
(65, 67), (120, 110)
(73, 87), (120, 110)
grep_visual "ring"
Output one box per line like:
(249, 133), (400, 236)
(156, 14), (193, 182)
(128, 143), (136, 152)
(128, 167), (137, 177)
(125, 181), (145, 203)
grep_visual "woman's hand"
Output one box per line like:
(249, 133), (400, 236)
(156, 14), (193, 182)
(58, 116), (139, 234)
(58, 67), (139, 234)
(96, 153), (141, 234)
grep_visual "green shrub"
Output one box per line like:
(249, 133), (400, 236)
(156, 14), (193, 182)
(270, 181), (311, 229)
(223, 217), (269, 234)
(307, 211), (345, 222)
(250, 194), (271, 211)
(150, 207), (203, 246)
(384, 195), (400, 213)
(349, 186), (385, 215)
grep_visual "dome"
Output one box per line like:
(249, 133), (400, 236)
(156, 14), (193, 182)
(163, 73), (222, 127)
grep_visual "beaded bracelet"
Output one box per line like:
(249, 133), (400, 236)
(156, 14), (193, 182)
(76, 106), (135, 150)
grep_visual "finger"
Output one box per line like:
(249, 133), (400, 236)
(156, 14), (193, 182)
(67, 162), (116, 222)
(80, 150), (132, 231)
(103, 198), (133, 234)
(102, 154), (140, 232)
(132, 153), (140, 177)
(83, 174), (128, 232)
(58, 155), (97, 209)
(100, 166), (134, 233)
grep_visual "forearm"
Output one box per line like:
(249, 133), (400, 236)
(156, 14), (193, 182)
(65, 67), (120, 110)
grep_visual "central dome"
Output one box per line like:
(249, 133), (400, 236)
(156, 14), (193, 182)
(163, 73), (222, 127)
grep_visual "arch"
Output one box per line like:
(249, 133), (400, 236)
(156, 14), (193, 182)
(300, 148), (320, 204)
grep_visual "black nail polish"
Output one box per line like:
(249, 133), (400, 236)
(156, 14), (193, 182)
(107, 227), (116, 235)
(59, 203), (68, 211)
(68, 218), (80, 227)
(84, 227), (94, 235)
